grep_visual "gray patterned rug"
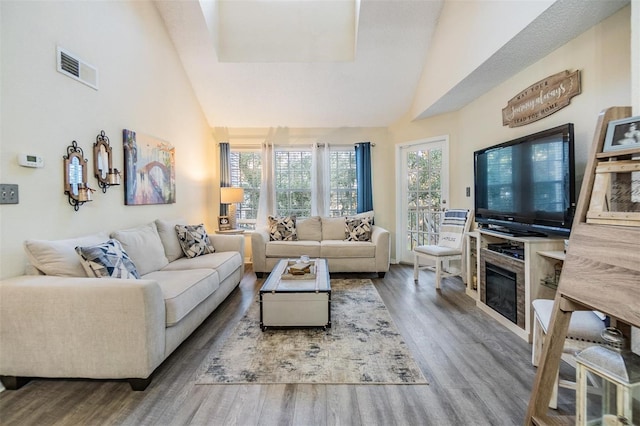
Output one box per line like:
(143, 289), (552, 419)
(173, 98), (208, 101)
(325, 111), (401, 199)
(195, 278), (428, 385)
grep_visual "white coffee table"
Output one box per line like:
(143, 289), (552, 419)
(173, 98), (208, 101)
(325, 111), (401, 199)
(259, 258), (331, 331)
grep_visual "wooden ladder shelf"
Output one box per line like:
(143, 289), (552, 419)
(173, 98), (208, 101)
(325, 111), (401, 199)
(525, 106), (640, 425)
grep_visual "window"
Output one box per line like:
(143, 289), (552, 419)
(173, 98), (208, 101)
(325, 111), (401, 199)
(230, 150), (261, 230)
(405, 145), (444, 249)
(275, 150), (312, 217)
(329, 149), (357, 217)
(230, 145), (358, 225)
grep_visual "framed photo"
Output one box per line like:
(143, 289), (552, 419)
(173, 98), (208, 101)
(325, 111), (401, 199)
(218, 216), (231, 231)
(123, 129), (176, 205)
(603, 116), (640, 152)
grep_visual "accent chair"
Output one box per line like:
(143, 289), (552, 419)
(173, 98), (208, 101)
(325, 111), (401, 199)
(413, 209), (472, 289)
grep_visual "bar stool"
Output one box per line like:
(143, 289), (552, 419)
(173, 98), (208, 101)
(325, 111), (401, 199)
(531, 299), (606, 409)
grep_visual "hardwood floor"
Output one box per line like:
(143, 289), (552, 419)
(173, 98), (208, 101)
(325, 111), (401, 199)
(0, 264), (575, 425)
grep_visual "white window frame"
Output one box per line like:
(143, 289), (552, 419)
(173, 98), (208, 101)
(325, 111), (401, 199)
(328, 146), (357, 217)
(274, 147), (313, 218)
(229, 144), (359, 225)
(230, 148), (262, 230)
(395, 136), (450, 264)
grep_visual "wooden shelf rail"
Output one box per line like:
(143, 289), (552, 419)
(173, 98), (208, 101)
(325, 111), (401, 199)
(525, 106), (640, 425)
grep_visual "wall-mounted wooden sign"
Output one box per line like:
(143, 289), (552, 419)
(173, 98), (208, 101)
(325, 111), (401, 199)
(502, 70), (581, 128)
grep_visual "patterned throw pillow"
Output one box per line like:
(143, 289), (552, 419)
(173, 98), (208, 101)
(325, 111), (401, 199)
(268, 216), (297, 241)
(75, 239), (140, 279)
(175, 224), (215, 258)
(345, 216), (372, 242)
(352, 210), (375, 225)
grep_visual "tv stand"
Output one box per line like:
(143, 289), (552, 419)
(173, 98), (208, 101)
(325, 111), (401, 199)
(467, 229), (565, 342)
(485, 225), (547, 238)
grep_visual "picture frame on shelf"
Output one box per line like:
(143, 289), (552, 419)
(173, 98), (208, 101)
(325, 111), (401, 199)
(603, 116), (640, 152)
(218, 216), (231, 231)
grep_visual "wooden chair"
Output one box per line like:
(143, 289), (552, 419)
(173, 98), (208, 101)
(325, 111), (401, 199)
(531, 299), (606, 409)
(413, 209), (472, 289)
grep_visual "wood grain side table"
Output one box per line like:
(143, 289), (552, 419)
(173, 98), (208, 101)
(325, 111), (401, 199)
(215, 229), (245, 235)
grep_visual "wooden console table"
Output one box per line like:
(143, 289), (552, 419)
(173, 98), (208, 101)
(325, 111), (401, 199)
(473, 230), (564, 342)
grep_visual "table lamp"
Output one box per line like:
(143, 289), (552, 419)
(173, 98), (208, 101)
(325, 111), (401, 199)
(220, 187), (244, 229)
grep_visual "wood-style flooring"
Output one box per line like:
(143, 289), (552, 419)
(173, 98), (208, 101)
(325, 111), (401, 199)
(0, 264), (574, 425)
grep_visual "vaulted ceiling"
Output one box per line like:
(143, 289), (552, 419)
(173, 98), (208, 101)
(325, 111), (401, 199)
(155, 0), (629, 128)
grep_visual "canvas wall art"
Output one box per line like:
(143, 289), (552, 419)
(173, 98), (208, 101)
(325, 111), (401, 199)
(123, 129), (176, 205)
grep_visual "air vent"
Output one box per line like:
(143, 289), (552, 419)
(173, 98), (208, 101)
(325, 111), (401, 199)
(56, 46), (98, 90)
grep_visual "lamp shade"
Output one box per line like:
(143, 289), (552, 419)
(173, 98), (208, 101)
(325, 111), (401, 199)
(220, 187), (244, 204)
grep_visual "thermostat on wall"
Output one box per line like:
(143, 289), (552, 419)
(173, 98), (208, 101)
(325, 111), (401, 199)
(18, 154), (44, 168)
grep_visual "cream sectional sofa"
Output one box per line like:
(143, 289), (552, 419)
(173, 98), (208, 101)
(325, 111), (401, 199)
(251, 216), (390, 277)
(0, 218), (244, 391)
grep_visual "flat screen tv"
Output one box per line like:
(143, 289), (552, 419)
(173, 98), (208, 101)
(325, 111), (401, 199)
(474, 123), (576, 237)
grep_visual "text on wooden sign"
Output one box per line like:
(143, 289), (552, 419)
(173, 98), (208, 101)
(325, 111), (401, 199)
(502, 70), (581, 128)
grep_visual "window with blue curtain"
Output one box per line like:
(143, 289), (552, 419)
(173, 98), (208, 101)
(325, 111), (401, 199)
(355, 142), (373, 213)
(220, 142), (230, 216)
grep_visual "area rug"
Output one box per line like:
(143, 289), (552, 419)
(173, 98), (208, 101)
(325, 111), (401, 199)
(195, 278), (428, 385)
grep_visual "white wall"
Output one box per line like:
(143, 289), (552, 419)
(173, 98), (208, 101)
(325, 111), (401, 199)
(391, 5), (632, 220)
(0, 1), (216, 279)
(411, 0), (553, 120)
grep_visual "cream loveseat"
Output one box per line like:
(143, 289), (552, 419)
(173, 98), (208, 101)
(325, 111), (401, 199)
(251, 215), (390, 277)
(0, 218), (244, 391)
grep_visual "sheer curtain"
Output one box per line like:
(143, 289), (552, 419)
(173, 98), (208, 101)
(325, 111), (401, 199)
(219, 142), (230, 216)
(256, 134), (338, 225)
(256, 139), (276, 229)
(311, 142), (330, 217)
(355, 142), (373, 213)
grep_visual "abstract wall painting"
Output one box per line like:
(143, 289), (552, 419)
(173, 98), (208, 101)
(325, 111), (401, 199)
(123, 129), (176, 205)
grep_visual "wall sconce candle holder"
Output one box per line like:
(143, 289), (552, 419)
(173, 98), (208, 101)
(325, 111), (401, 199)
(63, 141), (94, 211)
(93, 130), (121, 193)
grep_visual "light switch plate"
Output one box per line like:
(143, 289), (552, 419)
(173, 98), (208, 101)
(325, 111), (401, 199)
(0, 184), (19, 204)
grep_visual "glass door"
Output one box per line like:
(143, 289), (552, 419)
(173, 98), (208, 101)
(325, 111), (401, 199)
(396, 137), (449, 264)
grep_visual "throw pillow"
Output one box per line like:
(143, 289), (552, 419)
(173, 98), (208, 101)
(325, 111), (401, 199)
(352, 210), (375, 225)
(110, 222), (169, 276)
(268, 216), (297, 241)
(320, 216), (346, 240)
(345, 216), (372, 242)
(75, 239), (140, 279)
(296, 216), (322, 241)
(175, 224), (215, 258)
(438, 209), (469, 249)
(155, 218), (187, 262)
(24, 232), (110, 277)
